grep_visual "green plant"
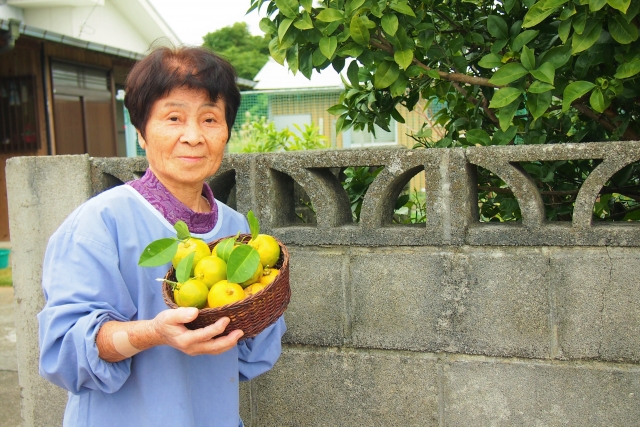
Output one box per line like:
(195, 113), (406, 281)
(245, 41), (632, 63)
(232, 114), (328, 153)
(341, 166), (383, 221)
(393, 189), (427, 224)
(257, 0), (640, 222)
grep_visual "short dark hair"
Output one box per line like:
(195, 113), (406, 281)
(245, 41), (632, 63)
(124, 46), (241, 140)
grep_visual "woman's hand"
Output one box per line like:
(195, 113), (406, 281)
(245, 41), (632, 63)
(97, 309), (244, 362)
(151, 308), (244, 356)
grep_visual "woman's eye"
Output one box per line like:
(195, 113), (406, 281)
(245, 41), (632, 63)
(169, 117), (179, 122)
(205, 118), (214, 123)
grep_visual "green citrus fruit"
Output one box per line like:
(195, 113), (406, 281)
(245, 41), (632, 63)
(248, 234), (280, 268)
(175, 278), (209, 309)
(194, 256), (227, 289)
(207, 280), (245, 308)
(172, 238), (211, 274)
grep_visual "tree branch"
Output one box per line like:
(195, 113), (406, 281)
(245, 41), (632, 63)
(573, 104), (639, 141)
(369, 38), (498, 88)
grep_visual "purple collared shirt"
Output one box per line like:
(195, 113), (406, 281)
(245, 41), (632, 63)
(126, 169), (218, 233)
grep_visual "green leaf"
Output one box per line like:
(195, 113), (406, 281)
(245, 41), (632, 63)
(426, 69), (440, 79)
(489, 87), (523, 108)
(328, 104), (349, 115)
(522, 1), (558, 28)
(215, 237), (236, 263)
(320, 36), (338, 59)
(573, 11), (587, 34)
(301, 0), (312, 13)
(247, 210), (260, 240)
(607, 0), (631, 13)
(478, 53), (503, 69)
(286, 45), (299, 74)
(275, 0), (299, 19)
(394, 49), (414, 69)
(227, 245), (261, 284)
(337, 42), (364, 57)
(528, 81), (555, 93)
(390, 77), (408, 98)
(488, 63), (529, 85)
(269, 38), (286, 65)
(521, 46), (535, 70)
(294, 12), (314, 30)
(345, 0), (366, 15)
(174, 220), (190, 240)
(542, 0), (569, 8)
(589, 0), (607, 11)
(466, 129), (491, 146)
(138, 238), (178, 267)
(346, 60), (360, 86)
(505, 0), (517, 13)
(562, 81), (596, 111)
(558, 17), (572, 43)
(559, 5), (576, 20)
(175, 251), (195, 284)
(609, 14), (639, 44)
(381, 13), (399, 36)
(526, 91), (552, 120)
(498, 99), (521, 131)
(390, 2), (416, 17)
(614, 57), (640, 79)
(589, 87), (610, 112)
(487, 15), (509, 39)
(492, 126), (518, 145)
(511, 30), (539, 52)
(539, 44), (571, 68)
(316, 8), (344, 22)
(571, 19), (602, 54)
(374, 61), (400, 89)
(259, 18), (277, 35)
(278, 18), (294, 42)
(350, 15), (371, 45)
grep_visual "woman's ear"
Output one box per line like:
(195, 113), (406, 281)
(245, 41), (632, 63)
(137, 130), (147, 150)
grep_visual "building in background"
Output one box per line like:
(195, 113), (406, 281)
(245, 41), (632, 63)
(234, 57), (438, 151)
(0, 0), (180, 240)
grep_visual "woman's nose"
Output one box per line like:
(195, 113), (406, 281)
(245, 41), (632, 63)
(179, 120), (203, 145)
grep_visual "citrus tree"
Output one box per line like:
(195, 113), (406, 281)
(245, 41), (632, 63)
(250, 0), (640, 221)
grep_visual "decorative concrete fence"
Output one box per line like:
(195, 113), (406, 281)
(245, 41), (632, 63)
(7, 141), (640, 427)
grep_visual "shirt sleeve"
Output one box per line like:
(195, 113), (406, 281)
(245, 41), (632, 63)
(237, 316), (286, 382)
(38, 214), (138, 395)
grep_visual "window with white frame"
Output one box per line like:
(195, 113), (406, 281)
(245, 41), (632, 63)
(343, 120), (397, 148)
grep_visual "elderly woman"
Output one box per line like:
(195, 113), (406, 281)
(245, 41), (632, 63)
(37, 46), (285, 427)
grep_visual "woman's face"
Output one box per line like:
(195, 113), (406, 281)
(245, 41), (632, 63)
(138, 87), (228, 190)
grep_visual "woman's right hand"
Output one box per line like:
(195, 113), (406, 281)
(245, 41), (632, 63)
(152, 308), (244, 356)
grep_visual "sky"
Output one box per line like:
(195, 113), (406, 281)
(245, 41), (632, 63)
(149, 0), (265, 46)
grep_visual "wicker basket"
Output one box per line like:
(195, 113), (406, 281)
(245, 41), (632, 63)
(162, 234), (290, 339)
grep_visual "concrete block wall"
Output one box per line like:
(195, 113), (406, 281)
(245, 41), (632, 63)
(6, 142), (640, 426)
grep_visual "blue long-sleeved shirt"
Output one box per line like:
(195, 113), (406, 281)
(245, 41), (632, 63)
(38, 184), (285, 427)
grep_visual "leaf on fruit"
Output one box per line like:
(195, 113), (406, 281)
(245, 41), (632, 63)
(227, 245), (261, 284)
(138, 238), (179, 267)
(174, 220), (191, 240)
(176, 251), (195, 283)
(215, 237), (237, 263)
(247, 210), (260, 240)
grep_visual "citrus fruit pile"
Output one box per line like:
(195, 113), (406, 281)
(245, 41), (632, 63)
(138, 211), (282, 310)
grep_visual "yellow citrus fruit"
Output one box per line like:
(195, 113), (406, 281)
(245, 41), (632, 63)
(240, 262), (263, 288)
(244, 283), (266, 297)
(175, 278), (209, 309)
(259, 268), (279, 286)
(194, 256), (227, 289)
(208, 280), (245, 308)
(172, 238), (211, 274)
(248, 234), (280, 268)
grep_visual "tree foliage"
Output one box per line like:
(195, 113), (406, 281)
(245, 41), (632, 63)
(251, 0), (640, 222)
(202, 22), (270, 80)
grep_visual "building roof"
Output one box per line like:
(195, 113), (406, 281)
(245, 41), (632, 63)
(253, 57), (345, 91)
(1, 0), (181, 57)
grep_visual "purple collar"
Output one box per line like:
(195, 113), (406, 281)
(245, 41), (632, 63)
(126, 169), (218, 234)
